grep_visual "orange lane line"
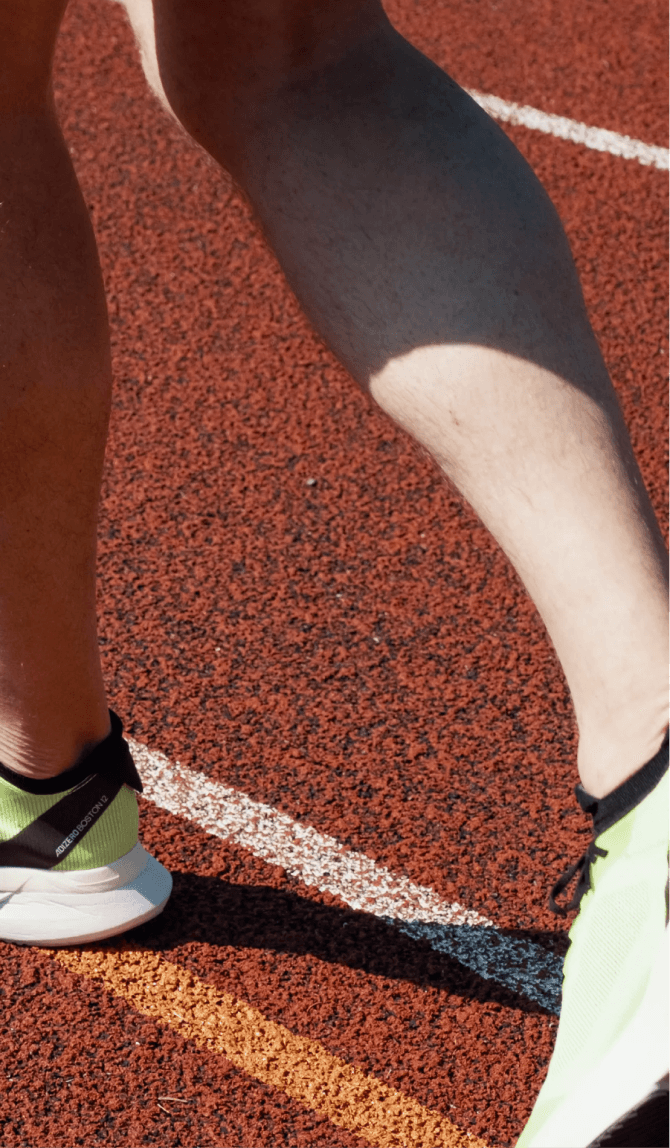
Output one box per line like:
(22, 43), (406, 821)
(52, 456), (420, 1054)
(53, 944), (487, 1148)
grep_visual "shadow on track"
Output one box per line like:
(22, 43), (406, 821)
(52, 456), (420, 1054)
(127, 869), (568, 1016)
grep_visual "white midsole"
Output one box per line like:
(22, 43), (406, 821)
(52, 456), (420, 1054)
(0, 847), (173, 945)
(0, 841), (150, 896)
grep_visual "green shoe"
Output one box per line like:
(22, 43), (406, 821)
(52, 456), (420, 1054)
(0, 711), (172, 946)
(518, 732), (669, 1148)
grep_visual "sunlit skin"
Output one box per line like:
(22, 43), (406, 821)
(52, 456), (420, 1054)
(0, 0), (667, 795)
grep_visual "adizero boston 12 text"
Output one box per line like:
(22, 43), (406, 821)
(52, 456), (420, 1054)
(0, 711), (172, 946)
(518, 731), (669, 1148)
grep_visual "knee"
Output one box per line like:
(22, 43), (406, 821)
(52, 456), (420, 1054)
(114, 0), (178, 121)
(120, 0), (390, 164)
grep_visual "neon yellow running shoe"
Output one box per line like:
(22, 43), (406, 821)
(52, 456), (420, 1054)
(0, 711), (172, 946)
(518, 731), (669, 1148)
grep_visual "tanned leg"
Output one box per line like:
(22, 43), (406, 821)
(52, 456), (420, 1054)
(0, 0), (111, 778)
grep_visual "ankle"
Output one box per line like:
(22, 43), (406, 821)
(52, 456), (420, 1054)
(0, 711), (112, 782)
(577, 720), (669, 799)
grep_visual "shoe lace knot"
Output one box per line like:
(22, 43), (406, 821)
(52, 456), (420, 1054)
(549, 837), (608, 917)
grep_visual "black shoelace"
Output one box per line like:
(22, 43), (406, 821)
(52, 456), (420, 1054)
(549, 731), (669, 918)
(549, 837), (608, 917)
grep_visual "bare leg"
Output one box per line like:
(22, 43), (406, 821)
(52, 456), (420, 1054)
(0, 1), (111, 778)
(149, 6), (668, 797)
(3, 0), (667, 798)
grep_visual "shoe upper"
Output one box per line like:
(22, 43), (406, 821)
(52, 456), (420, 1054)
(518, 735), (669, 1148)
(0, 711), (141, 874)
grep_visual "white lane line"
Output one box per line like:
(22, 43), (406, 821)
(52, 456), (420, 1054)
(467, 90), (669, 170)
(130, 738), (563, 1014)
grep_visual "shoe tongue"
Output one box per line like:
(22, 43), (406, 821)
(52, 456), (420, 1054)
(574, 729), (669, 837)
(574, 783), (599, 817)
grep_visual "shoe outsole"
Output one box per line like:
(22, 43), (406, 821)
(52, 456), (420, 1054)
(0, 848), (172, 946)
(587, 1075), (669, 1148)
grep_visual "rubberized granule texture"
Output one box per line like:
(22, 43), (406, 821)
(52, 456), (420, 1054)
(0, 0), (666, 1145)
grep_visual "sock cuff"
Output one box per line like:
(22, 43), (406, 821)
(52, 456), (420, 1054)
(575, 728), (669, 837)
(0, 711), (143, 796)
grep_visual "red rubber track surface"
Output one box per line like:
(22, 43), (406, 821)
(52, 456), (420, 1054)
(0, 1), (667, 1145)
